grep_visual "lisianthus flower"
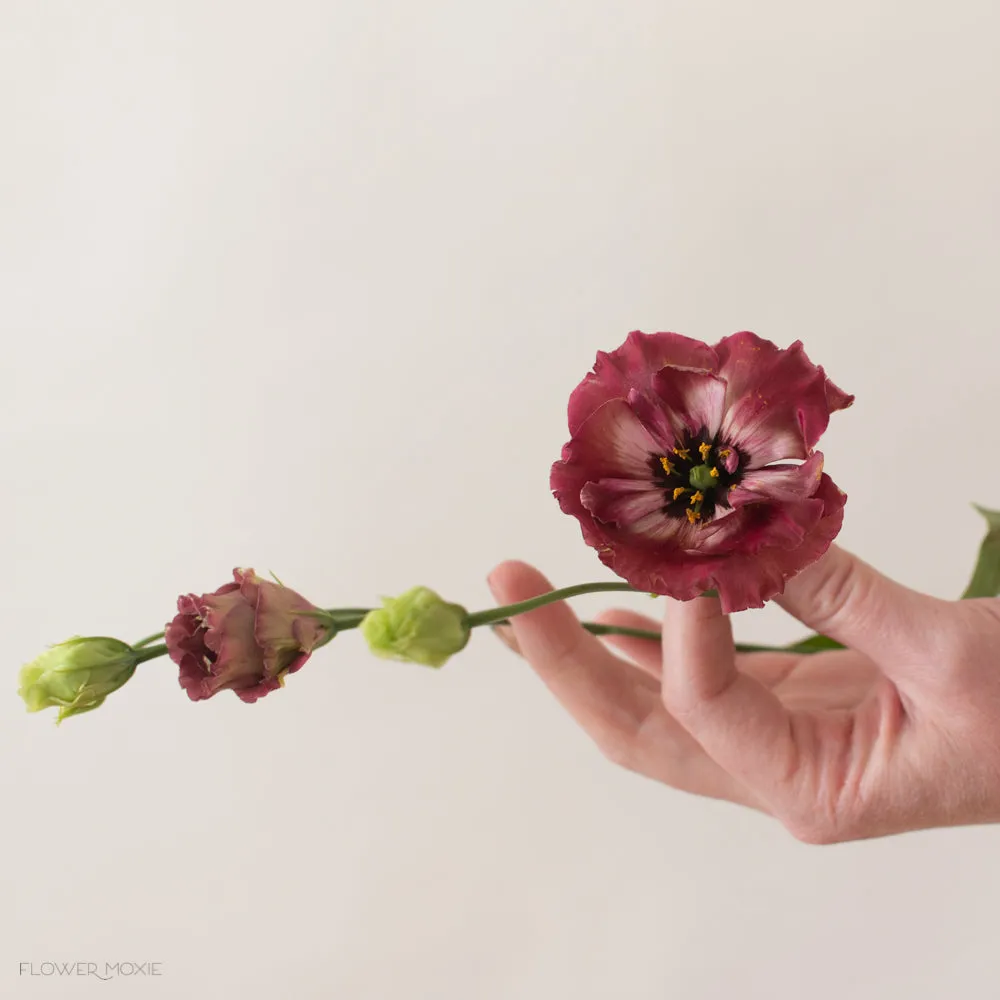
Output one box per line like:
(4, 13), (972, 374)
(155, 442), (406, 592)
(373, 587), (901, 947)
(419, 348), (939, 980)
(551, 331), (853, 612)
(165, 569), (327, 702)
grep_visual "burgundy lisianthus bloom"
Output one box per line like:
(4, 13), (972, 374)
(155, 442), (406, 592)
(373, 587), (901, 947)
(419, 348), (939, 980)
(551, 331), (854, 613)
(165, 568), (327, 703)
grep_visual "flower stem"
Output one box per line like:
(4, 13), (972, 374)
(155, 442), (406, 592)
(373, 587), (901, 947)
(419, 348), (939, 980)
(491, 617), (786, 653)
(133, 631), (166, 648)
(320, 609), (371, 629)
(135, 643), (169, 664)
(492, 619), (663, 641)
(463, 582), (637, 629)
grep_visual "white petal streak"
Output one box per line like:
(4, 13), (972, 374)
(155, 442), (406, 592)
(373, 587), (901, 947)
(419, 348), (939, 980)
(728, 453), (824, 505)
(652, 367), (728, 438)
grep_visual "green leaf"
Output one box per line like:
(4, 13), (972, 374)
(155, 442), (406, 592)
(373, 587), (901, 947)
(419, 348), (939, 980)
(784, 633), (845, 654)
(960, 504), (1000, 599)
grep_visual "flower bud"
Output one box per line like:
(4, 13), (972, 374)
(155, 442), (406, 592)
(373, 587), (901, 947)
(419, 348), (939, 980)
(18, 637), (139, 723)
(360, 586), (470, 668)
(166, 568), (328, 703)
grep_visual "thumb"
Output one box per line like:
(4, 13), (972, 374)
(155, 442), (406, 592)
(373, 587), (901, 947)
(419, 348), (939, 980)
(774, 544), (946, 670)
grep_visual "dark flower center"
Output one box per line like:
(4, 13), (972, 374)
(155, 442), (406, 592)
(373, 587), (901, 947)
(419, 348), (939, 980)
(649, 429), (743, 525)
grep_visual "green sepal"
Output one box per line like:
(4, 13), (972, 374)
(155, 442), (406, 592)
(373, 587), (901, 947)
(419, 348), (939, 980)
(960, 504), (1000, 599)
(784, 633), (845, 654)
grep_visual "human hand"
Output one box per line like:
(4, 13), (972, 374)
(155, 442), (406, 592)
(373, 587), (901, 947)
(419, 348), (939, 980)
(487, 545), (1000, 843)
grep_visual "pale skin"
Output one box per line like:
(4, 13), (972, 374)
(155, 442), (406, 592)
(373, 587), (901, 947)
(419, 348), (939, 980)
(487, 545), (1000, 843)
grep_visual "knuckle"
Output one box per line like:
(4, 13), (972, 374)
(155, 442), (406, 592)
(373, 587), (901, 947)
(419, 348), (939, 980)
(916, 599), (998, 686)
(808, 558), (878, 637)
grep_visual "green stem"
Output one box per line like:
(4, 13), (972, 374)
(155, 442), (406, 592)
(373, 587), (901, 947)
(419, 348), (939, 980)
(488, 618), (838, 655)
(134, 643), (169, 664)
(320, 610), (370, 629)
(491, 618), (790, 653)
(133, 631), (165, 648)
(464, 582), (637, 629)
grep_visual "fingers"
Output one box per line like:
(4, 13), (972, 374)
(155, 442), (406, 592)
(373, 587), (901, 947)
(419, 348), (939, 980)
(591, 608), (664, 678)
(486, 562), (660, 759)
(775, 544), (948, 682)
(488, 564), (766, 810)
(660, 595), (801, 807)
(490, 623), (521, 656)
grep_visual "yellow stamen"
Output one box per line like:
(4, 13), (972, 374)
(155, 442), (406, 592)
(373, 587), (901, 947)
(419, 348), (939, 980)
(718, 448), (731, 459)
(709, 467), (720, 478)
(685, 508), (702, 525)
(659, 456), (673, 475)
(690, 491), (704, 504)
(672, 487), (687, 501)
(698, 442), (712, 461)
(672, 446), (691, 461)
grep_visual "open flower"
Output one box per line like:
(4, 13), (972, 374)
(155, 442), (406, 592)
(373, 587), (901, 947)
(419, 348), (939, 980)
(551, 330), (853, 612)
(165, 569), (328, 702)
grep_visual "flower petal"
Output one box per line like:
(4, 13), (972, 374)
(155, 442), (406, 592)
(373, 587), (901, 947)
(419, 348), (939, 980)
(568, 330), (719, 433)
(574, 474), (847, 612)
(589, 532), (716, 600)
(248, 573), (327, 679)
(166, 610), (216, 702)
(715, 332), (854, 468)
(625, 389), (679, 452)
(696, 494), (824, 557)
(580, 478), (695, 546)
(708, 475), (848, 611)
(553, 398), (661, 489)
(650, 366), (728, 439)
(581, 477), (665, 527)
(726, 452), (826, 506)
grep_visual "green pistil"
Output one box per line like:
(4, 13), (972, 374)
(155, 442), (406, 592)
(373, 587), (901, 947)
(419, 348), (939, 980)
(688, 464), (718, 492)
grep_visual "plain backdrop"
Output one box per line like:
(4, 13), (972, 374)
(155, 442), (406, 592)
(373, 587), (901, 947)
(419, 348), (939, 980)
(2, 1), (999, 997)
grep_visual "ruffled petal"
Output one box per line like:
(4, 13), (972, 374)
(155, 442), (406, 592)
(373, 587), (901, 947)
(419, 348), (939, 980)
(580, 477), (665, 527)
(579, 477), (697, 546)
(165, 610), (217, 702)
(590, 535), (716, 600)
(715, 333), (854, 468)
(249, 574), (327, 678)
(209, 630), (264, 694)
(188, 573), (266, 696)
(553, 398), (662, 487)
(568, 330), (719, 433)
(626, 389), (680, 452)
(234, 676), (285, 703)
(726, 452), (826, 506)
(696, 493), (824, 557)
(572, 475), (847, 612)
(708, 475), (848, 611)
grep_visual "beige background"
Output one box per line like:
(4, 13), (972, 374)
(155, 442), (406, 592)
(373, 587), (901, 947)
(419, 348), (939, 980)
(2, 1), (999, 997)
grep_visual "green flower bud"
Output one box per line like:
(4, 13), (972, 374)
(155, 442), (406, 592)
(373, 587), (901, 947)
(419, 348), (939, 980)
(360, 586), (470, 668)
(18, 637), (140, 723)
